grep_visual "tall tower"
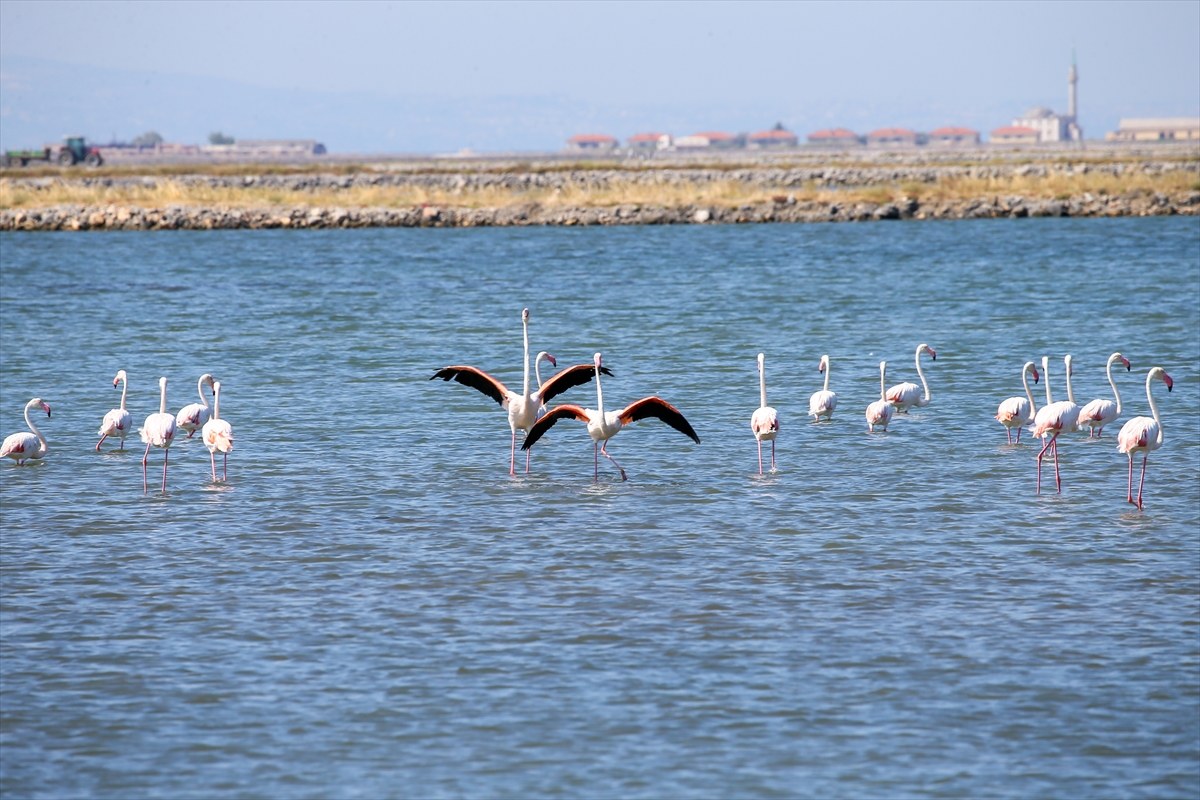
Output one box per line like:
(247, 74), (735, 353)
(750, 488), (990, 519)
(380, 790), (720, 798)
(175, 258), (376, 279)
(1068, 49), (1078, 120)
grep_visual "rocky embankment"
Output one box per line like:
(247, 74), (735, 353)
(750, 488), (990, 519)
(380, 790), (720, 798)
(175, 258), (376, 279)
(2, 191), (1197, 231)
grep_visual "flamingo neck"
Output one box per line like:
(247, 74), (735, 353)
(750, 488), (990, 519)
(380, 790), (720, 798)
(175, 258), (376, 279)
(759, 362), (767, 409)
(879, 364), (887, 401)
(1042, 358), (1053, 405)
(24, 400), (45, 450)
(521, 317), (530, 399)
(119, 374), (128, 411)
(1146, 371), (1164, 444)
(822, 357), (831, 392)
(1106, 353), (1122, 415)
(1021, 362), (1037, 413)
(915, 345), (930, 404)
(198, 376), (212, 410)
(212, 386), (221, 421)
(535, 354), (546, 390)
(159, 382), (168, 415)
(595, 362), (605, 416)
(1064, 357), (1076, 405)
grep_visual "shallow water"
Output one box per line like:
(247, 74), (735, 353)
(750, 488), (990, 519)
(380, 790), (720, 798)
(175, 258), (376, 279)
(1, 219), (1198, 798)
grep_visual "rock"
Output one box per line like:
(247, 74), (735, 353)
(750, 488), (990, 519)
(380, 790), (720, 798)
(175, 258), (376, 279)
(874, 203), (900, 220)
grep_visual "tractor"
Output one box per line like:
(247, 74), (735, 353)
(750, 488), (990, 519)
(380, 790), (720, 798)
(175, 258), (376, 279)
(2, 136), (104, 168)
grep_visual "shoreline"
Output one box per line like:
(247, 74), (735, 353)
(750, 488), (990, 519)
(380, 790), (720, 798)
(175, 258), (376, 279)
(2, 191), (1196, 231)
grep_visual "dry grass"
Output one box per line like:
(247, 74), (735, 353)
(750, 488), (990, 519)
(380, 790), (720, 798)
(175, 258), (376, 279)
(1, 170), (1195, 211)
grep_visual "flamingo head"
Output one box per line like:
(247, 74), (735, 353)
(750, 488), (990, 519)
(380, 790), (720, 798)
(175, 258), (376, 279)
(212, 380), (222, 398)
(921, 344), (936, 360)
(537, 351), (557, 368)
(1031, 366), (1040, 384)
(113, 369), (126, 387)
(1065, 354), (1073, 375)
(201, 373), (215, 390)
(32, 399), (50, 418)
(1161, 371), (1173, 391)
(593, 352), (603, 371)
(1119, 355), (1131, 371)
(757, 352), (765, 370)
(521, 307), (529, 323)
(818, 355), (827, 373)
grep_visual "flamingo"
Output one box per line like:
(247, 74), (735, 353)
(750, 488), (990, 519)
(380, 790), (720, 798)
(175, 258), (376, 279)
(96, 370), (134, 451)
(1032, 356), (1081, 494)
(808, 355), (837, 421)
(176, 374), (215, 438)
(1078, 352), (1131, 437)
(887, 343), (936, 413)
(521, 352), (699, 482)
(1, 398), (51, 465)
(202, 380), (234, 482)
(140, 377), (177, 492)
(751, 352), (779, 473)
(995, 361), (1040, 443)
(865, 361), (894, 432)
(1117, 367), (1173, 509)
(431, 307), (612, 475)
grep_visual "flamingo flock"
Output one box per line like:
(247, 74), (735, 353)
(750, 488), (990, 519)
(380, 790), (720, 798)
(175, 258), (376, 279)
(0, 307), (1178, 509)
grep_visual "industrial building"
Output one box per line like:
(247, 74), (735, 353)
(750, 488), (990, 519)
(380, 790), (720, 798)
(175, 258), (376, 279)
(1106, 118), (1200, 142)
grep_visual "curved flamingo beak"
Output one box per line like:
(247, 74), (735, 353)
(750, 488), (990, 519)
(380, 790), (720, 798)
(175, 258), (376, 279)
(546, 354), (557, 367)
(819, 360), (826, 373)
(1121, 356), (1131, 371)
(1032, 368), (1040, 383)
(927, 346), (937, 360)
(1162, 372), (1173, 391)
(40, 402), (51, 417)
(113, 377), (120, 388)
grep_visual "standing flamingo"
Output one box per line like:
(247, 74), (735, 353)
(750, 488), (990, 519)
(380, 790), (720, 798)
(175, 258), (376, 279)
(431, 307), (611, 475)
(202, 380), (234, 482)
(808, 355), (837, 421)
(866, 361), (894, 432)
(97, 369), (133, 451)
(751, 352), (779, 473)
(1, 398), (51, 465)
(887, 343), (936, 413)
(521, 352), (699, 482)
(140, 377), (177, 492)
(176, 374), (215, 438)
(1032, 356), (1081, 494)
(1117, 367), (1173, 509)
(995, 361), (1040, 443)
(1078, 352), (1131, 437)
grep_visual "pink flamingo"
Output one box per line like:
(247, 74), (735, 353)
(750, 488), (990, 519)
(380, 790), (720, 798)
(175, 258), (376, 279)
(176, 374), (215, 438)
(97, 369), (133, 451)
(1078, 352), (1131, 437)
(140, 377), (177, 492)
(808, 355), (837, 421)
(521, 352), (699, 482)
(886, 343), (936, 413)
(751, 352), (779, 473)
(995, 361), (1039, 443)
(1032, 355), (1081, 494)
(865, 361), (894, 432)
(1117, 367), (1173, 509)
(202, 380), (234, 482)
(1, 398), (51, 465)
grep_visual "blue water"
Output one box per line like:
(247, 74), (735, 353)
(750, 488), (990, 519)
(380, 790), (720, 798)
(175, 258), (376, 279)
(1, 219), (1198, 798)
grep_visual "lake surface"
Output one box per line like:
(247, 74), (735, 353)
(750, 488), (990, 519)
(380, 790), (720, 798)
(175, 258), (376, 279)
(1, 219), (1198, 798)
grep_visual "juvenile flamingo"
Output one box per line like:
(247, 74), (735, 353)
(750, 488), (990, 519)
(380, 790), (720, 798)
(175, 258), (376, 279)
(1078, 352), (1131, 437)
(522, 352), (699, 482)
(887, 343), (936, 413)
(1032, 356), (1081, 494)
(808, 355), (837, 421)
(751, 353), (779, 473)
(97, 369), (133, 451)
(995, 361), (1040, 443)
(865, 361), (894, 432)
(202, 380), (234, 482)
(140, 377), (177, 492)
(176, 374), (215, 438)
(1117, 367), (1173, 509)
(431, 308), (611, 475)
(1, 398), (51, 465)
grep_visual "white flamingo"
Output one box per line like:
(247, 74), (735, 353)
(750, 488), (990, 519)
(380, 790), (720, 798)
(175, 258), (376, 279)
(1117, 367), (1173, 509)
(808, 355), (837, 421)
(96, 369), (133, 451)
(140, 377), (177, 492)
(176, 374), (215, 438)
(1032, 355), (1081, 494)
(431, 307), (611, 475)
(887, 343), (936, 413)
(751, 352), (779, 473)
(1, 398), (51, 465)
(202, 380), (234, 482)
(1078, 352), (1131, 437)
(866, 361), (894, 432)
(995, 361), (1040, 443)
(522, 352), (699, 482)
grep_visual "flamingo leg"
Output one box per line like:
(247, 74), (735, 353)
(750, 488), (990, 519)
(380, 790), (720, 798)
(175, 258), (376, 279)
(771, 439), (776, 471)
(757, 439), (763, 474)
(119, 438), (124, 450)
(1052, 435), (1061, 492)
(162, 448), (169, 493)
(188, 429), (195, 438)
(1006, 427), (1012, 444)
(96, 433), (108, 452)
(600, 442), (627, 482)
(1127, 455), (1135, 504)
(594, 441), (599, 482)
(1137, 455), (1148, 510)
(142, 443), (152, 492)
(223, 452), (228, 482)
(211, 450), (217, 482)
(525, 447), (531, 475)
(509, 431), (516, 476)
(1036, 435), (1053, 494)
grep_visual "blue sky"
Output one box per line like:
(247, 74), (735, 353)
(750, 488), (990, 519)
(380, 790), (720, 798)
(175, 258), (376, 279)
(1, 0), (1197, 153)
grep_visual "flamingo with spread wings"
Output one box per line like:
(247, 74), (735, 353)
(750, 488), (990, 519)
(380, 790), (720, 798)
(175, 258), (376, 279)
(522, 352), (699, 482)
(431, 308), (612, 474)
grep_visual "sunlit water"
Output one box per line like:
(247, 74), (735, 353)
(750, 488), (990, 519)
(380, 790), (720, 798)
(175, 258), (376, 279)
(1, 219), (1198, 798)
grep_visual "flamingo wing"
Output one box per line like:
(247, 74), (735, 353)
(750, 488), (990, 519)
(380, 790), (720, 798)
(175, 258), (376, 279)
(521, 404), (590, 449)
(618, 397), (700, 443)
(430, 366), (509, 407)
(1079, 398), (1116, 424)
(1117, 416), (1157, 453)
(996, 396), (1030, 423)
(537, 364), (614, 404)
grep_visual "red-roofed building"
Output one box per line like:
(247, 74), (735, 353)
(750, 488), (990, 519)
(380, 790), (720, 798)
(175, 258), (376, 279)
(675, 132), (737, 150)
(866, 128), (925, 147)
(928, 126), (980, 146)
(567, 134), (618, 152)
(747, 124), (799, 148)
(627, 132), (671, 151)
(990, 126), (1039, 144)
(807, 128), (863, 145)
